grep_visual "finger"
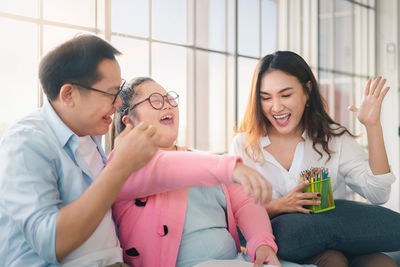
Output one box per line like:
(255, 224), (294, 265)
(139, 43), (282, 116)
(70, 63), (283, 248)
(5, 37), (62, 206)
(271, 256), (282, 267)
(237, 175), (252, 198)
(373, 78), (386, 96)
(293, 180), (309, 192)
(301, 192), (321, 199)
(136, 121), (149, 131)
(242, 180), (252, 198)
(150, 129), (160, 143)
(298, 207), (313, 214)
(369, 76), (381, 95)
(118, 123), (133, 138)
(241, 169), (262, 203)
(254, 252), (267, 267)
(378, 86), (390, 101)
(264, 254), (280, 266)
(263, 181), (272, 204)
(249, 175), (262, 203)
(364, 79), (371, 96)
(348, 105), (358, 113)
(300, 199), (321, 206)
(257, 173), (271, 204)
(113, 124), (134, 148)
(145, 124), (157, 137)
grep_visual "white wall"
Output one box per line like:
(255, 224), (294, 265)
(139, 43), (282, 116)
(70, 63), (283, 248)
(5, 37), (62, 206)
(277, 0), (318, 69)
(377, 0), (400, 212)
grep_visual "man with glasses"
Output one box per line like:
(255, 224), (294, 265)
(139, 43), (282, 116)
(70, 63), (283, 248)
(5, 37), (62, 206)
(70, 80), (126, 105)
(0, 34), (159, 266)
(0, 34), (273, 266)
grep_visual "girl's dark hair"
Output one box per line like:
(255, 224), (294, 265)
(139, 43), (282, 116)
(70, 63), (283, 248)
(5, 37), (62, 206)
(239, 51), (355, 161)
(110, 77), (155, 149)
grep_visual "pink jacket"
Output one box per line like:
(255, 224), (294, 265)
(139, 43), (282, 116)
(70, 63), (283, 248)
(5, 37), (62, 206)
(110, 150), (277, 267)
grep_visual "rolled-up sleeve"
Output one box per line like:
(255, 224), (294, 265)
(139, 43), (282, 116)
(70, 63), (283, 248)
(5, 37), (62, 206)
(0, 131), (61, 263)
(338, 133), (396, 205)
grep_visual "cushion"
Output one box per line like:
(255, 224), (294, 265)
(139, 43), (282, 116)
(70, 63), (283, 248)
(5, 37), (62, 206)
(271, 199), (400, 261)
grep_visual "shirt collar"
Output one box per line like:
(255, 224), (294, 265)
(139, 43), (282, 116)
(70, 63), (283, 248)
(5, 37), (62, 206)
(259, 130), (307, 147)
(42, 99), (77, 148)
(259, 135), (271, 147)
(42, 99), (107, 162)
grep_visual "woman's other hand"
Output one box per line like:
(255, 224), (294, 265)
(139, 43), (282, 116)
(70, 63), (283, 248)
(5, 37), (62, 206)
(232, 162), (272, 205)
(111, 122), (159, 176)
(254, 245), (282, 267)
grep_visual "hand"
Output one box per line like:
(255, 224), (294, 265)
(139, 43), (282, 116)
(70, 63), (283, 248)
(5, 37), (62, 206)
(232, 162), (272, 205)
(176, 146), (189, 151)
(254, 245), (282, 267)
(111, 122), (159, 177)
(348, 76), (390, 128)
(276, 181), (320, 214)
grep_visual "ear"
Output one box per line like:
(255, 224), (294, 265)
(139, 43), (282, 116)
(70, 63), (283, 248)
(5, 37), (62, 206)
(122, 115), (138, 128)
(123, 114), (141, 128)
(306, 81), (312, 92)
(58, 84), (78, 107)
(122, 115), (130, 125)
(305, 81), (312, 102)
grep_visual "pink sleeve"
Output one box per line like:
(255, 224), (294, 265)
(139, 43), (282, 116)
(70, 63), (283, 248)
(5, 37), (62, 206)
(108, 150), (241, 200)
(226, 183), (278, 261)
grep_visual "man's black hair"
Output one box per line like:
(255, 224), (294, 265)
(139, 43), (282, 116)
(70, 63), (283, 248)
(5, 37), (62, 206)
(39, 34), (121, 101)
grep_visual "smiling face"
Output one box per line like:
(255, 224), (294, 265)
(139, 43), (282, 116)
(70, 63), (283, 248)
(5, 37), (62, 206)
(260, 70), (309, 137)
(71, 58), (123, 136)
(129, 81), (179, 149)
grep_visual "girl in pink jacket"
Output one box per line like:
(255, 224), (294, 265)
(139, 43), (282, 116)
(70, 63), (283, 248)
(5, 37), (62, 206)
(110, 77), (280, 267)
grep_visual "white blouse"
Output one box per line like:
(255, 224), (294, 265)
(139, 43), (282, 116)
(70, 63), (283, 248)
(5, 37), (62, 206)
(229, 132), (396, 205)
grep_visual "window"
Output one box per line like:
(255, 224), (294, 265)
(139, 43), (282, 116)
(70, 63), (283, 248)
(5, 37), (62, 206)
(0, 17), (38, 137)
(0, 0), (98, 138)
(0, 0), (278, 154)
(319, 0), (376, 147)
(319, 0), (376, 201)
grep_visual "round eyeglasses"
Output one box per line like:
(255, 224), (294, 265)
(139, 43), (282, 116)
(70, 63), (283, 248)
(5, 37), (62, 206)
(71, 79), (126, 104)
(130, 91), (179, 110)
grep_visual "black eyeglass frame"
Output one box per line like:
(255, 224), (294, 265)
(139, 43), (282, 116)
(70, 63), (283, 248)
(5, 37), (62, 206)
(71, 79), (126, 104)
(129, 91), (179, 111)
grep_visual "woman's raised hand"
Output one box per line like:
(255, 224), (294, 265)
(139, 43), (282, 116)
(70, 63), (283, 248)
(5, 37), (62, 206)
(349, 76), (391, 175)
(232, 162), (272, 205)
(348, 76), (390, 127)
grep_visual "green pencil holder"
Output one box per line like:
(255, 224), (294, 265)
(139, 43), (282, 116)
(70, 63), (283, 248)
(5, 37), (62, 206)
(303, 177), (335, 213)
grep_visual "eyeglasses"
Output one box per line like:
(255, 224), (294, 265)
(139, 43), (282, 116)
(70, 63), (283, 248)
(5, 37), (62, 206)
(71, 79), (126, 104)
(130, 91), (179, 110)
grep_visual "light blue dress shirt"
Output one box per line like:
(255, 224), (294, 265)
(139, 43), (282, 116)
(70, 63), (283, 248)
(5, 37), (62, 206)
(0, 100), (107, 266)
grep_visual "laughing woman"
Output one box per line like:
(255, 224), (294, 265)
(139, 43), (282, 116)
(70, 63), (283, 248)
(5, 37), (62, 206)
(110, 77), (282, 267)
(230, 51), (396, 267)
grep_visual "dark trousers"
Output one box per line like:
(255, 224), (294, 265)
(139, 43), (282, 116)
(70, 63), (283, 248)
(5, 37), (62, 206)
(300, 249), (397, 267)
(106, 263), (130, 267)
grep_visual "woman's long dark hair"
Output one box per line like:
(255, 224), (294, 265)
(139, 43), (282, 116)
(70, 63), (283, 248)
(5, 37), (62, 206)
(110, 77), (155, 149)
(239, 51), (355, 161)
